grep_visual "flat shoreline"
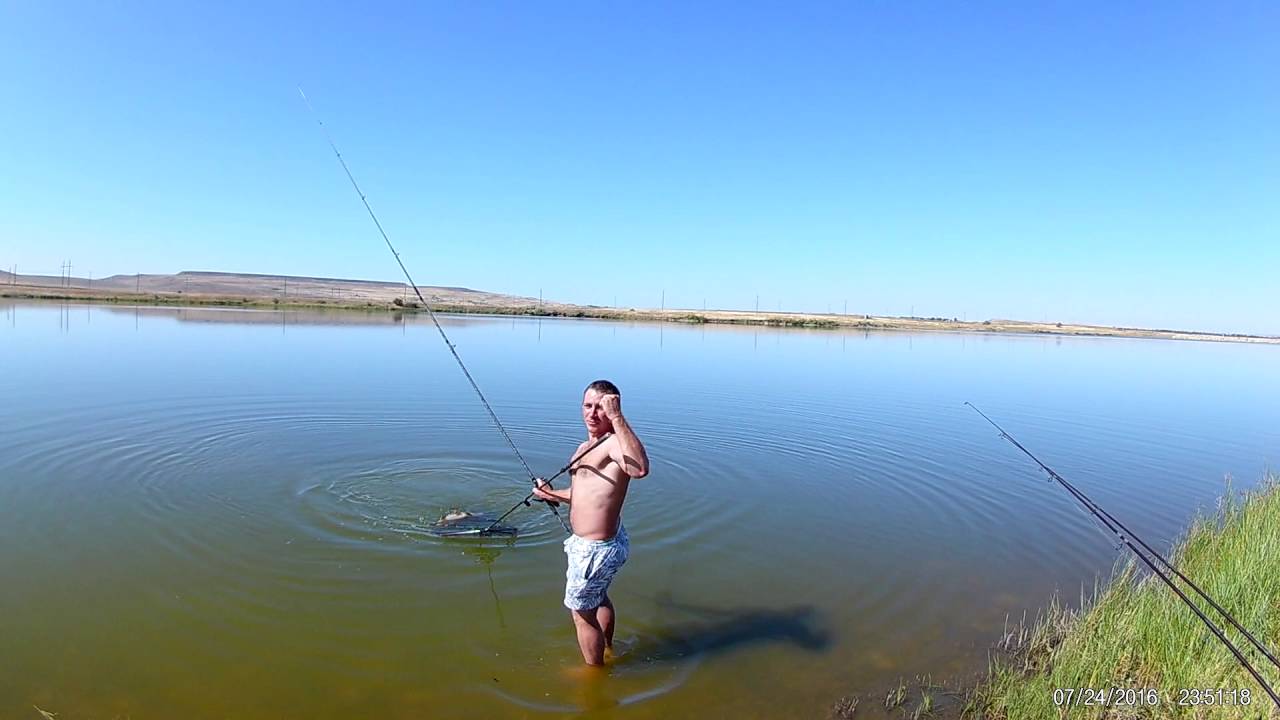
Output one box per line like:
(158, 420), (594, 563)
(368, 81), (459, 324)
(4, 284), (1277, 345)
(831, 475), (1280, 719)
(961, 475), (1280, 719)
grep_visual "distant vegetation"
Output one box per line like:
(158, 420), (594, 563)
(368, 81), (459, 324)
(4, 272), (1277, 344)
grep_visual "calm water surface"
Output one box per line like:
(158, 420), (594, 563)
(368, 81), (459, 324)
(2, 301), (1277, 719)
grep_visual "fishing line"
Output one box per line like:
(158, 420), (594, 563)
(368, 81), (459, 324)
(484, 432), (613, 533)
(299, 87), (567, 532)
(966, 402), (1280, 709)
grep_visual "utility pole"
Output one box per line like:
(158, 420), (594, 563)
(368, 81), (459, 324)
(136, 273), (141, 293)
(844, 300), (847, 316)
(755, 295), (759, 312)
(661, 290), (665, 311)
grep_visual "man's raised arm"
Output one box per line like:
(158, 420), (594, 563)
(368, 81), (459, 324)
(602, 395), (648, 478)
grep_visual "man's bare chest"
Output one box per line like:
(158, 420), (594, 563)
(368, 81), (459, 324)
(570, 446), (627, 487)
(572, 460), (626, 485)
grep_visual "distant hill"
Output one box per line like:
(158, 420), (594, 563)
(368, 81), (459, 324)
(3, 269), (1276, 344)
(0, 270), (542, 308)
(168, 271), (478, 293)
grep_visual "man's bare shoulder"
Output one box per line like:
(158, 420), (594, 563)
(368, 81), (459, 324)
(573, 436), (615, 464)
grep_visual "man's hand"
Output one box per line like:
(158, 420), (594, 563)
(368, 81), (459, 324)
(531, 477), (560, 506)
(600, 393), (623, 420)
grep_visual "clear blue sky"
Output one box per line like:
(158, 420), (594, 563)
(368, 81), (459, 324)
(2, 2), (1277, 334)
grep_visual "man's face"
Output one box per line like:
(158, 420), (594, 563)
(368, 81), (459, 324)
(582, 389), (613, 435)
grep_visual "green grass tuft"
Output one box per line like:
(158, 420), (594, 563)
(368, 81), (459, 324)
(965, 474), (1280, 719)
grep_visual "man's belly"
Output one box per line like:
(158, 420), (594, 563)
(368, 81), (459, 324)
(568, 487), (626, 540)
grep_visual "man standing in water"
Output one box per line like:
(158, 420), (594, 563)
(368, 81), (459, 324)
(532, 380), (649, 666)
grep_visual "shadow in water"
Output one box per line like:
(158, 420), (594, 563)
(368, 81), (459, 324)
(624, 593), (831, 663)
(483, 595), (822, 713)
(463, 545), (507, 630)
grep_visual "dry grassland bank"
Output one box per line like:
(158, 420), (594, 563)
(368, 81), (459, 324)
(5, 285), (1277, 344)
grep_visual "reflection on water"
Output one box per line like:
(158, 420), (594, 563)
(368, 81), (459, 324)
(0, 300), (1277, 719)
(453, 545), (505, 632)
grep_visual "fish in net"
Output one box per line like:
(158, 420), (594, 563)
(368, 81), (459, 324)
(426, 509), (519, 538)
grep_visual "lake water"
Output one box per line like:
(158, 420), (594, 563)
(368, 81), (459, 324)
(2, 300), (1277, 719)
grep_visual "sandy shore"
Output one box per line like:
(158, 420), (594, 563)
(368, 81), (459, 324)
(3, 271), (1276, 345)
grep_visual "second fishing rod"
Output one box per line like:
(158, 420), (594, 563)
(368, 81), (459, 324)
(967, 402), (1280, 710)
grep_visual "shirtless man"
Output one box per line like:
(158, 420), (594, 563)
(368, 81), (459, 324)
(531, 379), (649, 666)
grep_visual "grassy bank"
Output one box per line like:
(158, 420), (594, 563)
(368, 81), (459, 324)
(964, 475), (1280, 719)
(6, 287), (1278, 342)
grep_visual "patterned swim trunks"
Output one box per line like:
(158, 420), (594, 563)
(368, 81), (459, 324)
(562, 524), (629, 611)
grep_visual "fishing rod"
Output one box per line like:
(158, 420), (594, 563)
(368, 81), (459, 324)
(299, 87), (567, 532)
(965, 402), (1280, 710)
(484, 432), (613, 534)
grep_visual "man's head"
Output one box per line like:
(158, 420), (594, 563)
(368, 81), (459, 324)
(582, 379), (621, 435)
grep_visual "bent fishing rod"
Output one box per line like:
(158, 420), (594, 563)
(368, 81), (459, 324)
(966, 403), (1280, 709)
(299, 87), (568, 532)
(484, 432), (613, 533)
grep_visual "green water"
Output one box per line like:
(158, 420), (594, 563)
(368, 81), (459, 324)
(1, 301), (1277, 718)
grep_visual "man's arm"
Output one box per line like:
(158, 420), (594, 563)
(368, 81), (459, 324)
(533, 440), (587, 504)
(602, 396), (649, 478)
(532, 478), (570, 504)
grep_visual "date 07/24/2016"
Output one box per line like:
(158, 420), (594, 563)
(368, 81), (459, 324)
(1052, 687), (1252, 708)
